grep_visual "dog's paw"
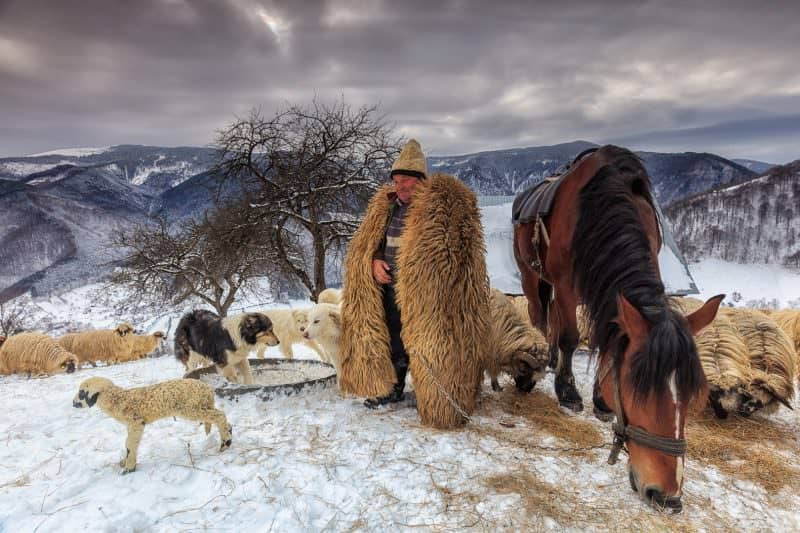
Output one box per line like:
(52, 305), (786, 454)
(220, 438), (232, 451)
(121, 466), (137, 475)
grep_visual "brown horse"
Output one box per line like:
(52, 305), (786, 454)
(513, 145), (722, 511)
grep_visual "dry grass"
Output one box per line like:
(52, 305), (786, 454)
(479, 388), (604, 455)
(687, 412), (800, 494)
(483, 470), (727, 532)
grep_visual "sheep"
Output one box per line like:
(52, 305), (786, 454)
(692, 315), (754, 418)
(253, 309), (326, 361)
(486, 289), (549, 392)
(723, 307), (796, 415)
(0, 332), (79, 376)
(509, 295), (590, 349)
(770, 309), (800, 360)
(58, 322), (136, 367)
(302, 303), (342, 374)
(127, 331), (166, 362)
(317, 288), (343, 305)
(72, 377), (232, 474)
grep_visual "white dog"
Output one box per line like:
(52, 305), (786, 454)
(317, 288), (343, 305)
(303, 303), (342, 374)
(255, 308), (326, 361)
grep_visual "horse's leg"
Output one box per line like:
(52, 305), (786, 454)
(551, 295), (583, 412)
(514, 225), (548, 334)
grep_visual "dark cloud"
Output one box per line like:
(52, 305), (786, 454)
(1, 0), (798, 162)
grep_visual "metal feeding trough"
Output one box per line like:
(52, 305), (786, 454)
(185, 358), (337, 401)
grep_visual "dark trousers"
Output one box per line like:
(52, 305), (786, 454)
(383, 284), (409, 390)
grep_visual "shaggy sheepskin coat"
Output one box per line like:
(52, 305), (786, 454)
(340, 173), (490, 428)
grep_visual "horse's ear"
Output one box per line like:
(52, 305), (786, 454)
(615, 293), (650, 342)
(686, 294), (725, 335)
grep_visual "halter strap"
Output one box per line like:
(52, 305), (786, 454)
(600, 351), (688, 465)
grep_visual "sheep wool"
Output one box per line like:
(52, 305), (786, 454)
(724, 307), (796, 414)
(72, 377), (232, 473)
(0, 332), (78, 375)
(58, 323), (136, 366)
(341, 174), (490, 428)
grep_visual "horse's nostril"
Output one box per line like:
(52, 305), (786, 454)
(644, 486), (682, 512)
(645, 487), (660, 502)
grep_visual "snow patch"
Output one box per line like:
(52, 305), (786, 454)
(27, 147), (110, 157)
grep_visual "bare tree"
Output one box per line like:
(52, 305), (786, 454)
(110, 202), (280, 317)
(0, 299), (29, 336)
(214, 98), (400, 300)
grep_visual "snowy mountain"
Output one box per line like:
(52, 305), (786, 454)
(430, 142), (758, 206)
(0, 142), (776, 302)
(0, 147), (227, 302)
(664, 160), (800, 267)
(0, 145), (218, 192)
(732, 158), (777, 174)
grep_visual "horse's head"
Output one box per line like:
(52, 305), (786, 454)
(595, 293), (723, 512)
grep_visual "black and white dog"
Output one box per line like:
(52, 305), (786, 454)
(174, 310), (279, 384)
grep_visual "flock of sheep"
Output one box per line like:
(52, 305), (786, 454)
(0, 288), (346, 379)
(0, 324), (165, 376)
(2, 288), (799, 424)
(673, 298), (800, 418)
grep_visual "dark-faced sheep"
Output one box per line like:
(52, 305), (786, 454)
(72, 377), (232, 474)
(488, 289), (549, 392)
(722, 308), (796, 415)
(691, 314), (754, 418)
(0, 332), (78, 376)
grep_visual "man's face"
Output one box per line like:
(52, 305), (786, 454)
(393, 174), (419, 203)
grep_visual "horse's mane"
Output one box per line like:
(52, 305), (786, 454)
(572, 146), (705, 400)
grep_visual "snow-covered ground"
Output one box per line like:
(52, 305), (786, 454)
(2, 238), (800, 530)
(1, 347), (797, 531)
(691, 258), (800, 308)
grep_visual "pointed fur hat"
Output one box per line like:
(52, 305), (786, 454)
(391, 139), (427, 179)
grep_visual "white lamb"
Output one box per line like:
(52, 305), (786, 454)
(73, 377), (232, 474)
(303, 303), (342, 374)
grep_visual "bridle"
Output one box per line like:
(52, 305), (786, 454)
(597, 345), (687, 465)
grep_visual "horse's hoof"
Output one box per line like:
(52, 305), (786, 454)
(559, 399), (584, 412)
(555, 376), (583, 412)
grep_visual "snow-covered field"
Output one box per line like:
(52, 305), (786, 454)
(691, 258), (800, 308)
(1, 347), (798, 531)
(2, 249), (800, 530)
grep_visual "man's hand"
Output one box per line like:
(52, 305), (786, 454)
(372, 259), (392, 284)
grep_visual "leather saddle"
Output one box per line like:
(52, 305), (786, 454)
(512, 148), (599, 225)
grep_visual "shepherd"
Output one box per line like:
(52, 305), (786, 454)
(339, 139), (490, 429)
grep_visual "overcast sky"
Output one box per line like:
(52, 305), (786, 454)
(1, 0), (799, 162)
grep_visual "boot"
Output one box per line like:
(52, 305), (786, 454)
(364, 382), (405, 409)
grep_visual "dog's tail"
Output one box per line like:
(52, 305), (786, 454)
(173, 312), (195, 367)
